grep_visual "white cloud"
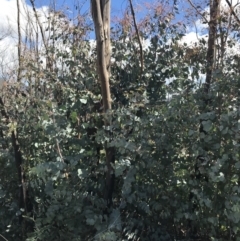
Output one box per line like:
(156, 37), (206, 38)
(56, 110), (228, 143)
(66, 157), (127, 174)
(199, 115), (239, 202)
(181, 31), (205, 46)
(0, 0), (49, 79)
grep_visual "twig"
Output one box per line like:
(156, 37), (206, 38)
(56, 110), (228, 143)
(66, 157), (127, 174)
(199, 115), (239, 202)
(186, 0), (209, 23)
(56, 138), (70, 178)
(0, 234), (8, 241)
(29, 0), (48, 50)
(225, 0), (240, 25)
(193, 21), (200, 41)
(128, 0), (144, 74)
(16, 0), (22, 83)
(56, 139), (64, 162)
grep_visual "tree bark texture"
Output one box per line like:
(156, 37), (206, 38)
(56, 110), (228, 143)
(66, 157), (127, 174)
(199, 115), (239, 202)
(91, 0), (115, 208)
(205, 0), (220, 93)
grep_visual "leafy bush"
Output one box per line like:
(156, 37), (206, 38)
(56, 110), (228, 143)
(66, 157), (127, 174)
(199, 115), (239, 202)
(0, 3), (240, 241)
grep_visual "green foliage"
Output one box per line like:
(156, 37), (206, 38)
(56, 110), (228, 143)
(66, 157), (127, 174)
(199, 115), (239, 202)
(0, 5), (240, 241)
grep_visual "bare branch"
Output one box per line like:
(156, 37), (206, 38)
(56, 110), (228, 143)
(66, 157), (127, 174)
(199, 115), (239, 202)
(128, 0), (144, 74)
(16, 0), (22, 83)
(186, 0), (209, 23)
(225, 0), (240, 25)
(0, 234), (8, 241)
(193, 21), (200, 41)
(56, 139), (64, 162)
(29, 0), (48, 50)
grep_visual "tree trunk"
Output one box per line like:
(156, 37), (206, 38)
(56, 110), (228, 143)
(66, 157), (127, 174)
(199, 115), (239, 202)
(16, 0), (33, 237)
(189, 1), (220, 237)
(205, 0), (220, 94)
(91, 0), (115, 208)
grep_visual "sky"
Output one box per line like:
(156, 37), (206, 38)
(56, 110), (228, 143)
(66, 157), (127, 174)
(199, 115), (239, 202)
(0, 0), (130, 81)
(0, 0), (240, 81)
(0, 0), (207, 81)
(25, 0), (129, 17)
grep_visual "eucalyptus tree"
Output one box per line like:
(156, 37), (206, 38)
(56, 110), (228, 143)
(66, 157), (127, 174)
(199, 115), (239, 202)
(91, 0), (115, 208)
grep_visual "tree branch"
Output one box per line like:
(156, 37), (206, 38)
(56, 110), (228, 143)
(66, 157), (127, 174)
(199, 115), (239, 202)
(16, 0), (22, 83)
(186, 0), (209, 23)
(29, 0), (48, 50)
(129, 0), (144, 74)
(225, 0), (240, 25)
